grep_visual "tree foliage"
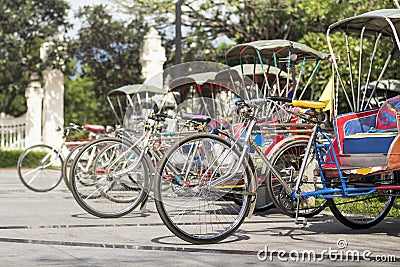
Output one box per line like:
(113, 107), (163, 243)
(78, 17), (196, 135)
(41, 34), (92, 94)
(116, 0), (395, 62)
(0, 0), (70, 116)
(1, 0), (399, 122)
(69, 5), (148, 125)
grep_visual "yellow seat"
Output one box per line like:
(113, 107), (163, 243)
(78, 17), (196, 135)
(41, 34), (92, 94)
(292, 100), (327, 110)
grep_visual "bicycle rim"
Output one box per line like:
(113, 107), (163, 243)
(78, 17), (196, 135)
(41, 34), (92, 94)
(62, 143), (86, 192)
(18, 144), (63, 192)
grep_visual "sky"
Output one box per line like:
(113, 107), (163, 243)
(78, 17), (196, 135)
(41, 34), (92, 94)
(66, 0), (118, 38)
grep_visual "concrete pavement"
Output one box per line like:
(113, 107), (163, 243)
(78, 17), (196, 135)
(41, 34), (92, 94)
(1, 169), (399, 266)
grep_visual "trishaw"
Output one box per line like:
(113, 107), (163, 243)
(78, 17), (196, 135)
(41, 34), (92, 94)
(317, 8), (400, 228)
(153, 10), (400, 244)
(107, 84), (166, 136)
(225, 40), (331, 212)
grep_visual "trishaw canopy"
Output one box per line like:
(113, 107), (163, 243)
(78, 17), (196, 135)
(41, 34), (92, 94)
(107, 84), (166, 97)
(328, 9), (400, 39)
(231, 64), (290, 79)
(225, 39), (328, 64)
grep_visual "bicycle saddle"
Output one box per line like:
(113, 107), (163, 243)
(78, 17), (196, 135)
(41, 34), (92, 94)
(291, 100), (327, 110)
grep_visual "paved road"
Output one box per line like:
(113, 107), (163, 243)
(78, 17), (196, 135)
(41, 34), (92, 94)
(1, 169), (399, 266)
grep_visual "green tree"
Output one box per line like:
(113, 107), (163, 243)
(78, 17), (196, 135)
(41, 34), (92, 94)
(0, 0), (71, 116)
(64, 63), (97, 126)
(70, 5), (148, 125)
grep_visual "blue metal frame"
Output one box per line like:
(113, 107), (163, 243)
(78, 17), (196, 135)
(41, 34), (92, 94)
(292, 125), (377, 200)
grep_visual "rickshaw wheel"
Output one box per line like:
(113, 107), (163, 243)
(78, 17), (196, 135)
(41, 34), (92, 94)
(327, 172), (395, 229)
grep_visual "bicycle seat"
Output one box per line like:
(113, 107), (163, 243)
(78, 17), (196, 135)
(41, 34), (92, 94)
(291, 100), (327, 110)
(181, 113), (211, 123)
(84, 124), (106, 132)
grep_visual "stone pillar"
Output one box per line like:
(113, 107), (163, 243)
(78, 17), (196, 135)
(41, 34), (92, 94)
(25, 74), (44, 147)
(140, 27), (167, 88)
(41, 39), (64, 147)
(42, 68), (64, 147)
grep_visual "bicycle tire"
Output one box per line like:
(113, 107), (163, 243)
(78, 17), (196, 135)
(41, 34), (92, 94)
(231, 159), (274, 212)
(17, 144), (63, 192)
(266, 140), (327, 218)
(327, 173), (395, 229)
(155, 133), (254, 244)
(62, 143), (86, 192)
(70, 137), (149, 218)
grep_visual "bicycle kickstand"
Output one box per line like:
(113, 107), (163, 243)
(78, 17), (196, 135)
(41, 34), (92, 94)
(294, 196), (307, 227)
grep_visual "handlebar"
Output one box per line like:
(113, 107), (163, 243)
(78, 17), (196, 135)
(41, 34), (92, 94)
(149, 113), (176, 121)
(68, 123), (84, 131)
(56, 124), (83, 132)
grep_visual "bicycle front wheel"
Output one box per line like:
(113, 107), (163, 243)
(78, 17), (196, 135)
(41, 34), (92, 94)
(155, 133), (254, 244)
(70, 137), (149, 218)
(17, 144), (63, 192)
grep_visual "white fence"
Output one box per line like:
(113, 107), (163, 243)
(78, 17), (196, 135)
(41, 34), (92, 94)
(0, 113), (26, 150)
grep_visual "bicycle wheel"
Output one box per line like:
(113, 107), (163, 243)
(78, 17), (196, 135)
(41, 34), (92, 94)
(17, 144), (63, 192)
(267, 140), (327, 218)
(62, 143), (86, 192)
(70, 137), (149, 218)
(155, 133), (254, 244)
(327, 173), (395, 229)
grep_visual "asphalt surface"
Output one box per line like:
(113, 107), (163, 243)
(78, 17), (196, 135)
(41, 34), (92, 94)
(1, 168), (399, 266)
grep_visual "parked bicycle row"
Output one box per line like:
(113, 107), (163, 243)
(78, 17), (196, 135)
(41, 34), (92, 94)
(17, 9), (400, 244)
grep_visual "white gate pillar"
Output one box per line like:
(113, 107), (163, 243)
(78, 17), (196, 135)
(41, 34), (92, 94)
(25, 74), (44, 147)
(40, 38), (64, 147)
(42, 68), (64, 147)
(140, 27), (166, 88)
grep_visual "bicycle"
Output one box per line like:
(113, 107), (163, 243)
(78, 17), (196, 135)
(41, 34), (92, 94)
(154, 97), (330, 244)
(17, 123), (106, 192)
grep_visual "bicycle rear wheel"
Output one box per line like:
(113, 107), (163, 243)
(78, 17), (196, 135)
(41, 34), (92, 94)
(327, 173), (395, 229)
(17, 144), (63, 192)
(70, 137), (149, 218)
(267, 140), (327, 218)
(155, 133), (254, 244)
